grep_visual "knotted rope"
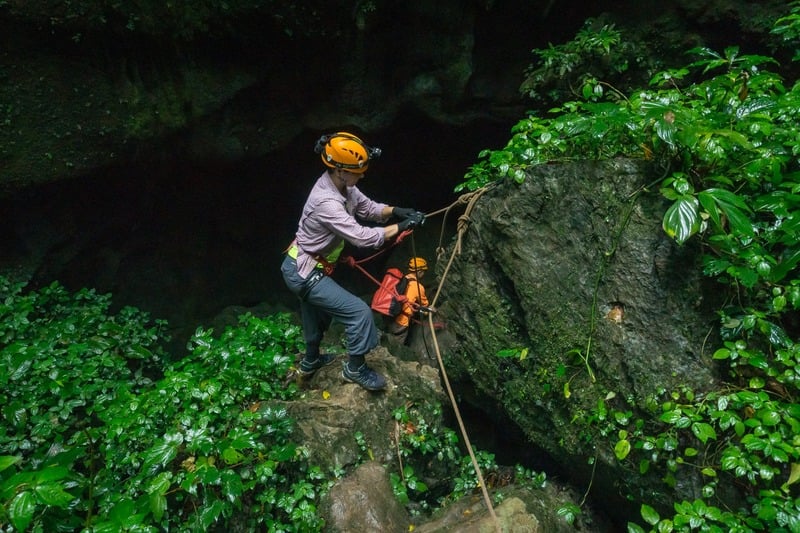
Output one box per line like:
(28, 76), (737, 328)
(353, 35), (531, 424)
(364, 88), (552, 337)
(423, 184), (500, 532)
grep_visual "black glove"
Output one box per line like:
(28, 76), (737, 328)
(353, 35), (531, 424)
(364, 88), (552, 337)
(397, 211), (425, 231)
(393, 207), (418, 219)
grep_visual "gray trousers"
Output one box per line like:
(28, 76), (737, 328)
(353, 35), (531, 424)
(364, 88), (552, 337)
(281, 255), (378, 358)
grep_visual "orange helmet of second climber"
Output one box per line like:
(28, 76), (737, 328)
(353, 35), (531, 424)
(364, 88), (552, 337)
(315, 131), (381, 174)
(408, 257), (428, 272)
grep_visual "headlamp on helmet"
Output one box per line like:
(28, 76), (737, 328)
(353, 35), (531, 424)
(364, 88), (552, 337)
(314, 131), (381, 174)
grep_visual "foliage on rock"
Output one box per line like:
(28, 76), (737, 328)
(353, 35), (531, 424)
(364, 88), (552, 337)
(457, 3), (800, 531)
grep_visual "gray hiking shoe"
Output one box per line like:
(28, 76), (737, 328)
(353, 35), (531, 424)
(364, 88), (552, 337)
(342, 363), (387, 391)
(299, 353), (337, 376)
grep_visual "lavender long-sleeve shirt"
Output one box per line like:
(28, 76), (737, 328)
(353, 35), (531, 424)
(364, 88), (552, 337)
(293, 172), (389, 278)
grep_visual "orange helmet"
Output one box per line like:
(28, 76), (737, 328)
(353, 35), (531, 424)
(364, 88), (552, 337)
(408, 257), (428, 272)
(314, 132), (381, 174)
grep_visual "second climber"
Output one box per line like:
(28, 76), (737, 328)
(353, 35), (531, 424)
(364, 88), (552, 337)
(388, 257), (432, 345)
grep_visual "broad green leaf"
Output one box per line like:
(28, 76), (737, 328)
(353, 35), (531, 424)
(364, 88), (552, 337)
(691, 422), (717, 444)
(700, 188), (755, 237)
(701, 188), (751, 210)
(149, 492), (167, 522)
(725, 265), (759, 288)
(0, 455), (21, 472)
(199, 499), (225, 530)
(698, 191), (722, 229)
(735, 96), (777, 119)
(109, 498), (135, 525)
(655, 118), (677, 146)
(660, 409), (682, 424)
(496, 348), (518, 358)
(148, 471), (172, 495)
(771, 247), (800, 282)
(784, 463), (800, 490)
(33, 482), (74, 507)
(222, 447), (244, 465)
(582, 82), (594, 100)
(758, 319), (792, 348)
(712, 348), (730, 359)
(226, 428), (256, 451)
(759, 410), (781, 426)
(663, 197), (700, 244)
(719, 204), (755, 238)
(710, 128), (752, 150)
(641, 504), (660, 525)
(615, 439), (631, 460)
(35, 466), (69, 483)
(9, 490), (36, 532)
(142, 433), (183, 475)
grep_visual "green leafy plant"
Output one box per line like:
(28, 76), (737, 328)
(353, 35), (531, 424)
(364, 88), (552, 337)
(458, 5), (800, 531)
(0, 277), (331, 531)
(389, 465), (428, 506)
(521, 18), (628, 103)
(772, 1), (800, 62)
(389, 402), (548, 515)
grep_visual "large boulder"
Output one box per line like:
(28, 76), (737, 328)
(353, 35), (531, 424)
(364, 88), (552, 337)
(435, 158), (723, 514)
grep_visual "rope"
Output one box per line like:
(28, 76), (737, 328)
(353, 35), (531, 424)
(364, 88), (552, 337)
(430, 183), (496, 281)
(343, 257), (384, 287)
(342, 186), (500, 531)
(346, 229), (414, 266)
(423, 186), (499, 532)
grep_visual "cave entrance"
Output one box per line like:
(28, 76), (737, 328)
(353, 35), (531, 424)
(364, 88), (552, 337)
(1, 112), (512, 349)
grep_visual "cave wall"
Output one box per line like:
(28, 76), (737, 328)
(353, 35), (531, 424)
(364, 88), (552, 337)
(2, 0), (790, 192)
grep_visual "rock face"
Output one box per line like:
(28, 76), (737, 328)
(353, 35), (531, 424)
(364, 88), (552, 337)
(322, 462), (411, 533)
(0, 0), (532, 193)
(434, 158), (722, 513)
(277, 347), (445, 471)
(267, 345), (607, 531)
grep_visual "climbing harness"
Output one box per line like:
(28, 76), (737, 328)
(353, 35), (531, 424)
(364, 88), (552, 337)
(286, 241), (342, 276)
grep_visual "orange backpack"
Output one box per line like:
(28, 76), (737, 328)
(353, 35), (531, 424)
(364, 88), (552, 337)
(370, 268), (410, 317)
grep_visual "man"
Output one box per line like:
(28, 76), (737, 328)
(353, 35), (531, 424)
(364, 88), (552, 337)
(281, 132), (424, 391)
(388, 257), (431, 345)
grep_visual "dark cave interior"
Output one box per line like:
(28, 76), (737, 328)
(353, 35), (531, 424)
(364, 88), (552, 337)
(0, 111), (512, 345)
